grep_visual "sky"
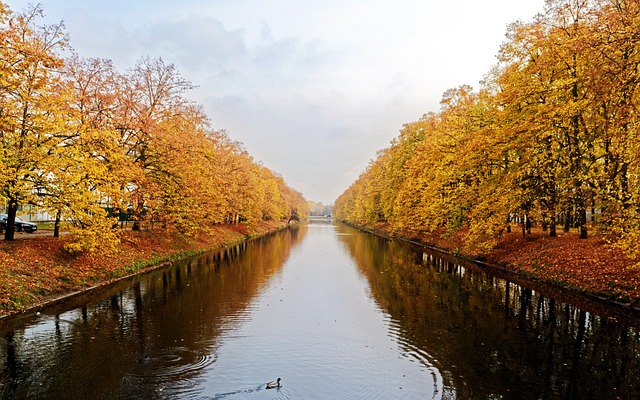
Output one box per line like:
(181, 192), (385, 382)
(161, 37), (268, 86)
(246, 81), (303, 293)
(5, 0), (544, 204)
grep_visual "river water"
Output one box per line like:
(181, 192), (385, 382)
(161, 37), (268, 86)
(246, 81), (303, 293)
(1, 220), (639, 399)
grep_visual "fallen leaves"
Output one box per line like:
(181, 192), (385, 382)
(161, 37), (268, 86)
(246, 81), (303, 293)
(372, 223), (639, 304)
(0, 221), (286, 316)
(481, 229), (639, 302)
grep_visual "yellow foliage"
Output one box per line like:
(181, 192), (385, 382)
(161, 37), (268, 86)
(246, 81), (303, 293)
(336, 1), (640, 259)
(64, 209), (120, 254)
(0, 3), (307, 251)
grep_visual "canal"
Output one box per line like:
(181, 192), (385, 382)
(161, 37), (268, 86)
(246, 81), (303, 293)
(1, 219), (639, 399)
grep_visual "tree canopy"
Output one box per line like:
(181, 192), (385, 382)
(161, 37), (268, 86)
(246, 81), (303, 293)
(335, 0), (640, 258)
(0, 3), (307, 250)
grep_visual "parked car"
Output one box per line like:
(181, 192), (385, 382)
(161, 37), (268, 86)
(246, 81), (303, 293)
(0, 214), (38, 233)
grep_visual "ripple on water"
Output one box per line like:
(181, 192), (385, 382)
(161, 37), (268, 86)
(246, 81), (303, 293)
(131, 346), (216, 379)
(210, 385), (292, 400)
(215, 330), (437, 400)
(122, 346), (217, 398)
(387, 316), (443, 398)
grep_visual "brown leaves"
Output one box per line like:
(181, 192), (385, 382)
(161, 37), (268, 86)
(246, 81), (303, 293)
(484, 228), (639, 302)
(0, 220), (286, 315)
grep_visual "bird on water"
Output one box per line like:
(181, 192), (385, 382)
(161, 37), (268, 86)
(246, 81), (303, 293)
(266, 378), (281, 389)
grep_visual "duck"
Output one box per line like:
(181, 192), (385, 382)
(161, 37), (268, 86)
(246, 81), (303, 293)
(266, 378), (281, 389)
(137, 355), (150, 364)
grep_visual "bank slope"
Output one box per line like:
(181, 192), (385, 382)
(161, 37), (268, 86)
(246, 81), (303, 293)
(0, 221), (288, 317)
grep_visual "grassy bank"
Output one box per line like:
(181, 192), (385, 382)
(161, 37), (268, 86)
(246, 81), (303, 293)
(0, 221), (288, 316)
(346, 221), (640, 306)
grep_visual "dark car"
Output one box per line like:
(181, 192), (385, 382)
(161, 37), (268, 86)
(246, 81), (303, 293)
(0, 214), (38, 233)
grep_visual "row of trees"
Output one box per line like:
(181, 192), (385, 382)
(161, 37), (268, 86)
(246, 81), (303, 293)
(307, 201), (333, 216)
(0, 3), (307, 251)
(335, 0), (640, 257)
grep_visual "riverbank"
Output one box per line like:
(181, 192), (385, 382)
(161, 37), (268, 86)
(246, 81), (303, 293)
(347, 221), (640, 306)
(0, 220), (289, 317)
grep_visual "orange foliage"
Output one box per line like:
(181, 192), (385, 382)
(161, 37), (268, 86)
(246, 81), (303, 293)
(483, 229), (640, 302)
(336, 0), (640, 268)
(0, 3), (308, 251)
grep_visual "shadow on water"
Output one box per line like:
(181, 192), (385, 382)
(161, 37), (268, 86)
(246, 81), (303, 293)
(0, 226), (306, 400)
(336, 223), (640, 399)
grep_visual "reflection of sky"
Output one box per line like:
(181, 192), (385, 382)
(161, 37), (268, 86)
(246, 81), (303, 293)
(19, 304), (103, 341)
(12, 291), (141, 354)
(0, 229), (306, 398)
(4, 223), (640, 398)
(5, 0), (544, 203)
(203, 220), (441, 398)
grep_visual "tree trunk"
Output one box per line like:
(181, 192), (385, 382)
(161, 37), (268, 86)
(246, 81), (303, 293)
(563, 210), (571, 233)
(4, 200), (18, 241)
(579, 208), (588, 239)
(575, 193), (588, 239)
(54, 209), (61, 238)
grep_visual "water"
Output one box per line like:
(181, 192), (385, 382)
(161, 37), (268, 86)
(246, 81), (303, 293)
(1, 220), (639, 399)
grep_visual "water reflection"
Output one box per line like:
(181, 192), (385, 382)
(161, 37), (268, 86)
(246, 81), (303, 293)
(337, 224), (640, 399)
(0, 226), (306, 399)
(1, 221), (639, 399)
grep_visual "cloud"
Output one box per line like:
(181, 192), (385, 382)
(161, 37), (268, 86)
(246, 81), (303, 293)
(141, 17), (248, 75)
(33, 4), (450, 202)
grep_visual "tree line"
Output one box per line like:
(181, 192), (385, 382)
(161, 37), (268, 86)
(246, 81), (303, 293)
(335, 0), (640, 258)
(0, 3), (307, 251)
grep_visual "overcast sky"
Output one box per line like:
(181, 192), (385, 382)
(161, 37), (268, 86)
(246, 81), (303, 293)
(6, 0), (544, 204)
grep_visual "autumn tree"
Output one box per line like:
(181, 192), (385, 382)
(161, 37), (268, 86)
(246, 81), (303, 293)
(336, 0), (640, 259)
(587, 0), (640, 257)
(0, 4), (71, 240)
(0, 2), (307, 250)
(32, 55), (135, 251)
(111, 56), (198, 231)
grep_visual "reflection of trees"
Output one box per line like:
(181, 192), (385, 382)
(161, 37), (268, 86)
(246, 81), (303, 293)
(0, 333), (22, 399)
(337, 225), (640, 399)
(0, 226), (306, 399)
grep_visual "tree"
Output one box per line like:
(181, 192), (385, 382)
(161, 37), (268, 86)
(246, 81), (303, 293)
(587, 0), (640, 257)
(0, 2), (308, 250)
(112, 56), (196, 231)
(497, 0), (608, 239)
(0, 5), (70, 240)
(50, 56), (135, 250)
